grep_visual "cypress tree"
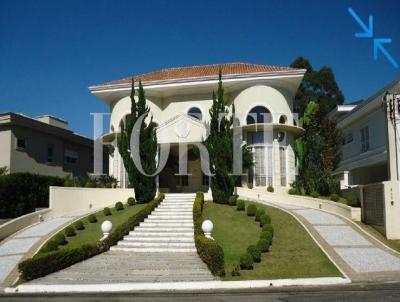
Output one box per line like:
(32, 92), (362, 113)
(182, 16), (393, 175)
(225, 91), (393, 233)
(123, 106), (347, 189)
(117, 79), (157, 203)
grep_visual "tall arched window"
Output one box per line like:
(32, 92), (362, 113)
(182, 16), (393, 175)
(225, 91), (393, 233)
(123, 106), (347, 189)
(246, 106), (272, 124)
(187, 107), (202, 120)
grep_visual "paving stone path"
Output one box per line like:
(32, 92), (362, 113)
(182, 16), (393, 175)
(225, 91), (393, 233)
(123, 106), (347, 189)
(27, 194), (214, 284)
(0, 213), (89, 285)
(263, 201), (400, 282)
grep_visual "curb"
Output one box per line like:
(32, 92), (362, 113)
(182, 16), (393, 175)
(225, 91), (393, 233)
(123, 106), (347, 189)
(4, 277), (350, 294)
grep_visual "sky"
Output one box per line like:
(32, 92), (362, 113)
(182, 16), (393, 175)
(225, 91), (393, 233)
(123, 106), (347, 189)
(1, 0), (399, 137)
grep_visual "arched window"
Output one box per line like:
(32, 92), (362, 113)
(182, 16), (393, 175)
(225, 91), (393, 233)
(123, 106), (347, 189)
(246, 106), (272, 124)
(279, 115), (287, 124)
(187, 107), (202, 120)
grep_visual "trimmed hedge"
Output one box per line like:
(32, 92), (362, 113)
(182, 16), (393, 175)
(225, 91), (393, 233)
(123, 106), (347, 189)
(255, 209), (266, 222)
(310, 191), (319, 198)
(228, 195), (238, 206)
(0, 173), (64, 218)
(237, 200), (245, 211)
(64, 226), (76, 237)
(19, 194), (165, 281)
(103, 207), (112, 216)
(193, 192), (225, 277)
(259, 214), (271, 227)
(88, 214), (97, 223)
(240, 253), (253, 270)
(115, 201), (124, 211)
(330, 193), (340, 202)
(288, 188), (296, 195)
(127, 197), (136, 206)
(247, 204), (257, 217)
(267, 186), (274, 192)
(247, 245), (261, 262)
(74, 220), (85, 231)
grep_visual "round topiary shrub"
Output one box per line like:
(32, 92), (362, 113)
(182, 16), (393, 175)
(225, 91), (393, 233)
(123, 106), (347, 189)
(53, 233), (67, 246)
(74, 220), (85, 231)
(255, 209), (266, 222)
(88, 214), (97, 223)
(247, 204), (257, 217)
(64, 226), (76, 237)
(247, 245), (262, 262)
(260, 230), (273, 245)
(259, 214), (271, 227)
(103, 207), (112, 216)
(127, 197), (136, 206)
(115, 201), (124, 211)
(310, 191), (319, 198)
(267, 186), (274, 192)
(262, 224), (274, 236)
(229, 195), (238, 206)
(330, 193), (340, 202)
(41, 240), (59, 253)
(257, 239), (270, 253)
(240, 253), (254, 270)
(237, 200), (245, 211)
(288, 188), (296, 195)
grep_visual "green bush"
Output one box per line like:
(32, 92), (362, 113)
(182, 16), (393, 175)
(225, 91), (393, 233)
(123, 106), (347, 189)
(88, 214), (97, 223)
(115, 201), (124, 211)
(267, 186), (274, 192)
(262, 224), (274, 236)
(247, 245), (261, 262)
(288, 188), (296, 195)
(127, 197), (136, 206)
(257, 239), (270, 253)
(19, 194), (165, 281)
(0, 173), (64, 218)
(346, 194), (360, 207)
(330, 193), (340, 202)
(40, 240), (59, 253)
(237, 200), (245, 211)
(247, 204), (257, 216)
(231, 265), (240, 277)
(74, 220), (85, 231)
(260, 230), (273, 245)
(53, 233), (67, 246)
(193, 192), (225, 277)
(228, 195), (238, 206)
(240, 253), (254, 270)
(103, 207), (112, 216)
(64, 226), (76, 237)
(259, 214), (271, 227)
(255, 209), (266, 222)
(310, 191), (320, 198)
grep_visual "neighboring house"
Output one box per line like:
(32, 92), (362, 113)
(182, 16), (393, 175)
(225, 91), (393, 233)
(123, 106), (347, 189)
(332, 77), (400, 189)
(90, 62), (306, 192)
(0, 112), (107, 178)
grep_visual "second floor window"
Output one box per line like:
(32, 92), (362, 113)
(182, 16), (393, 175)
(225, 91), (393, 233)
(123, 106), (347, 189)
(360, 126), (370, 152)
(64, 150), (78, 164)
(47, 144), (54, 163)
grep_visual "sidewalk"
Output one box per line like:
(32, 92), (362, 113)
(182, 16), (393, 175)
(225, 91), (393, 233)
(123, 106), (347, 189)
(251, 197), (400, 283)
(0, 210), (94, 287)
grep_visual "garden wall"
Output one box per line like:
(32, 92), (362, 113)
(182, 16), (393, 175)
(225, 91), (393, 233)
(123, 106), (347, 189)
(49, 187), (135, 218)
(237, 187), (361, 221)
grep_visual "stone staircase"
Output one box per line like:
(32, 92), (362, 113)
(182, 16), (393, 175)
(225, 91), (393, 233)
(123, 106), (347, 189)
(110, 193), (196, 253)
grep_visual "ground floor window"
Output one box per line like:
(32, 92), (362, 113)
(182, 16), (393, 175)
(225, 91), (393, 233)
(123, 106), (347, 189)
(252, 146), (273, 187)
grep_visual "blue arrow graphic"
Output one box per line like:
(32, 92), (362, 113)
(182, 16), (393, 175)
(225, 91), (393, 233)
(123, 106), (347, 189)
(348, 7), (373, 38)
(374, 38), (399, 68)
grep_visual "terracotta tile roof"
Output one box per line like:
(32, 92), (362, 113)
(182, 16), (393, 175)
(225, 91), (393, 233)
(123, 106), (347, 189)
(94, 62), (303, 87)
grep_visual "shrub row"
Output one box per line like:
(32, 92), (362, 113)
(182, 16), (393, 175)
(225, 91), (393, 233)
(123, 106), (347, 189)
(236, 202), (274, 272)
(193, 192), (225, 277)
(18, 193), (165, 281)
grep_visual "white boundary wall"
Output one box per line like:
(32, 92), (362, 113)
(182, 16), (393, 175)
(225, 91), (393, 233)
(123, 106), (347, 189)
(237, 187), (361, 221)
(49, 186), (135, 218)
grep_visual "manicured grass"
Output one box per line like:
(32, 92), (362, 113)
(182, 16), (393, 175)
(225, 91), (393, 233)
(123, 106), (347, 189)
(39, 203), (146, 252)
(356, 222), (400, 253)
(203, 201), (342, 280)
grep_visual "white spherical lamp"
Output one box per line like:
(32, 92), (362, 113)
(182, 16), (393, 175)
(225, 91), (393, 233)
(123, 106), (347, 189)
(202, 220), (214, 240)
(101, 220), (113, 238)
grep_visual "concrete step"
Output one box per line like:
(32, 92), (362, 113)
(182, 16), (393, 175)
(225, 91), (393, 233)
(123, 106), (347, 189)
(154, 209), (192, 213)
(158, 204), (193, 208)
(129, 228), (194, 236)
(110, 247), (197, 253)
(144, 217), (192, 222)
(139, 222), (193, 227)
(129, 232), (193, 237)
(123, 236), (194, 242)
(149, 213), (192, 218)
(118, 241), (194, 247)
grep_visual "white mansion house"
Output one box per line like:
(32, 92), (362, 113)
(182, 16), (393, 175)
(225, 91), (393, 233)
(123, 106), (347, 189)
(90, 63), (306, 193)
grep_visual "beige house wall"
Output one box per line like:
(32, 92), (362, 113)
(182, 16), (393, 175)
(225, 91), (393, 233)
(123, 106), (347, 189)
(0, 130), (11, 171)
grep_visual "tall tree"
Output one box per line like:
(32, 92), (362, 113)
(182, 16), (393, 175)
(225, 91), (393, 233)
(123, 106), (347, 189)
(205, 70), (252, 203)
(117, 80), (158, 203)
(294, 101), (341, 195)
(291, 56), (344, 117)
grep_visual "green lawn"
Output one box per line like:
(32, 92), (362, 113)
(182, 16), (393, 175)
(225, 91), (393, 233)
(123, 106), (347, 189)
(39, 203), (146, 253)
(203, 201), (342, 280)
